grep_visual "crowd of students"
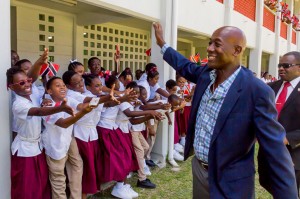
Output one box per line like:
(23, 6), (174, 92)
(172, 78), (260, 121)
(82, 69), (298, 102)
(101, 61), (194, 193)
(8, 48), (195, 199)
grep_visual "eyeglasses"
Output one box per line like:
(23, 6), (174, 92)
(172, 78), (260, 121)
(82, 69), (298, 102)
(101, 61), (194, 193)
(277, 63), (300, 69)
(10, 78), (32, 86)
(71, 78), (84, 86)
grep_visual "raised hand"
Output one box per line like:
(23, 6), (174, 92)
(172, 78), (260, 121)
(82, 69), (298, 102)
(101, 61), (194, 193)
(60, 98), (75, 116)
(153, 22), (166, 48)
(37, 48), (49, 65)
(110, 84), (120, 104)
(148, 110), (163, 120)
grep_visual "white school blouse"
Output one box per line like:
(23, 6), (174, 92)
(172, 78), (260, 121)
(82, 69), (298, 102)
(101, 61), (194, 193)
(97, 106), (119, 130)
(131, 102), (146, 132)
(137, 79), (160, 101)
(11, 94), (42, 157)
(73, 91), (103, 142)
(42, 97), (80, 160)
(116, 102), (133, 133)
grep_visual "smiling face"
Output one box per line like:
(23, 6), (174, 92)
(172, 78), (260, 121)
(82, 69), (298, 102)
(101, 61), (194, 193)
(68, 73), (85, 93)
(9, 72), (32, 100)
(207, 27), (245, 70)
(47, 79), (67, 101)
(87, 77), (102, 96)
(176, 77), (186, 89)
(167, 85), (178, 95)
(139, 88), (147, 102)
(278, 54), (300, 82)
(88, 58), (101, 75)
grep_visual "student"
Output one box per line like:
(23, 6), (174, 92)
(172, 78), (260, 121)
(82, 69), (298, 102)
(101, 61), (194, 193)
(97, 74), (139, 199)
(118, 67), (133, 91)
(62, 71), (117, 199)
(42, 76), (95, 199)
(6, 67), (73, 199)
(118, 82), (162, 189)
(68, 60), (85, 76)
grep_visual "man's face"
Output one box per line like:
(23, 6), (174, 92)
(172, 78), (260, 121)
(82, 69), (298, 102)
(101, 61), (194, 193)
(278, 55), (300, 82)
(207, 29), (236, 69)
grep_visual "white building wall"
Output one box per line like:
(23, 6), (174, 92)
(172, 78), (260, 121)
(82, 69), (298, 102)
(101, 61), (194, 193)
(0, 0), (11, 198)
(261, 27), (276, 54)
(14, 2), (75, 76)
(178, 0), (225, 36)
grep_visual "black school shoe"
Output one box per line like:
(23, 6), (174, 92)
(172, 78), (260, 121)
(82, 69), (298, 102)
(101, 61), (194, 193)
(145, 159), (156, 167)
(137, 178), (156, 189)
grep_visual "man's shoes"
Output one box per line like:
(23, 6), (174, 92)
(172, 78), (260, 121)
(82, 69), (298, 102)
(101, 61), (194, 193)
(173, 150), (184, 161)
(137, 178), (156, 189)
(174, 143), (184, 153)
(145, 159), (156, 167)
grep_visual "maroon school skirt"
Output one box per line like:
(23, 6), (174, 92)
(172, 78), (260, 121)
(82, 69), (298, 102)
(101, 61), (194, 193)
(183, 106), (191, 133)
(175, 110), (186, 136)
(174, 116), (180, 144)
(97, 126), (128, 183)
(11, 150), (51, 199)
(117, 129), (139, 173)
(75, 138), (101, 194)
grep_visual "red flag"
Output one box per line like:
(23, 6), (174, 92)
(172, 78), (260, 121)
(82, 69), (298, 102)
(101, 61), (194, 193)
(39, 62), (60, 77)
(189, 53), (200, 63)
(201, 58), (208, 66)
(145, 48), (151, 56)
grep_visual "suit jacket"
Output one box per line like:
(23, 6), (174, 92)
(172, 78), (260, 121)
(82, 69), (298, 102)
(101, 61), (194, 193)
(269, 80), (300, 169)
(163, 47), (297, 199)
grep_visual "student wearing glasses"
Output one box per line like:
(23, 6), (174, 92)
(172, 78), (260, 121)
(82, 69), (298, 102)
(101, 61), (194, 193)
(263, 51), (300, 195)
(6, 67), (74, 199)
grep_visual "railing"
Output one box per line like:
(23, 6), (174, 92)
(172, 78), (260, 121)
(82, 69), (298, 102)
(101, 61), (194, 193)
(280, 21), (288, 39)
(234, 0), (256, 21)
(292, 30), (296, 44)
(263, 6), (276, 32)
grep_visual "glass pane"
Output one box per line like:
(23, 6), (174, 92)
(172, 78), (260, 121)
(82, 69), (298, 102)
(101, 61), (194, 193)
(83, 33), (88, 38)
(83, 50), (88, 55)
(49, 56), (54, 62)
(48, 36), (54, 42)
(84, 41), (88, 47)
(39, 45), (45, 51)
(49, 46), (54, 52)
(39, 34), (45, 41)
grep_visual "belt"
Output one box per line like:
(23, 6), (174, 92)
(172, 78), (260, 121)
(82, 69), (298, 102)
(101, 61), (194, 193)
(198, 159), (208, 171)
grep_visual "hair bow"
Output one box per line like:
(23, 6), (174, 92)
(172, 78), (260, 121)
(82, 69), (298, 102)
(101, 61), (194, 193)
(70, 59), (78, 63)
(150, 67), (157, 73)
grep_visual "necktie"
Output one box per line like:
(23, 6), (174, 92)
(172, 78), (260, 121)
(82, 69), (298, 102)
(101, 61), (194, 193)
(276, 82), (291, 116)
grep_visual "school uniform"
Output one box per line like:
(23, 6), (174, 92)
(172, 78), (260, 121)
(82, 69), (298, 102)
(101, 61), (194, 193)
(97, 106), (129, 182)
(116, 102), (139, 174)
(70, 90), (103, 194)
(11, 94), (51, 199)
(130, 102), (150, 181)
(42, 97), (83, 199)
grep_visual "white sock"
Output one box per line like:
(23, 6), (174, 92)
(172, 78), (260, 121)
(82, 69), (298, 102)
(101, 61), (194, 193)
(116, 182), (124, 189)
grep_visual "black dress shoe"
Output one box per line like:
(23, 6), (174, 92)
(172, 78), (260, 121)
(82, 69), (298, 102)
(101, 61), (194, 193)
(145, 159), (156, 167)
(137, 178), (156, 189)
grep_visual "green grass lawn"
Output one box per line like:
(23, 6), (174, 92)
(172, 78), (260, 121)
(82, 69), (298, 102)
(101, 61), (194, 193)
(92, 144), (272, 198)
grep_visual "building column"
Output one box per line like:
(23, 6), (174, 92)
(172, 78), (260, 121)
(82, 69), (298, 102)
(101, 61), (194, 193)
(224, 0), (234, 25)
(0, 0), (12, 198)
(287, 0), (294, 51)
(150, 0), (177, 166)
(269, 0), (282, 78)
(249, 0), (264, 76)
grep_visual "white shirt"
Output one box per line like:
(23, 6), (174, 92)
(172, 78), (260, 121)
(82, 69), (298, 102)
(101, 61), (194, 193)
(116, 102), (133, 133)
(139, 73), (147, 81)
(149, 83), (161, 100)
(42, 97), (80, 160)
(137, 79), (151, 101)
(73, 92), (103, 142)
(11, 94), (42, 157)
(97, 106), (119, 130)
(275, 76), (300, 102)
(67, 89), (86, 103)
(119, 81), (125, 92)
(131, 102), (146, 132)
